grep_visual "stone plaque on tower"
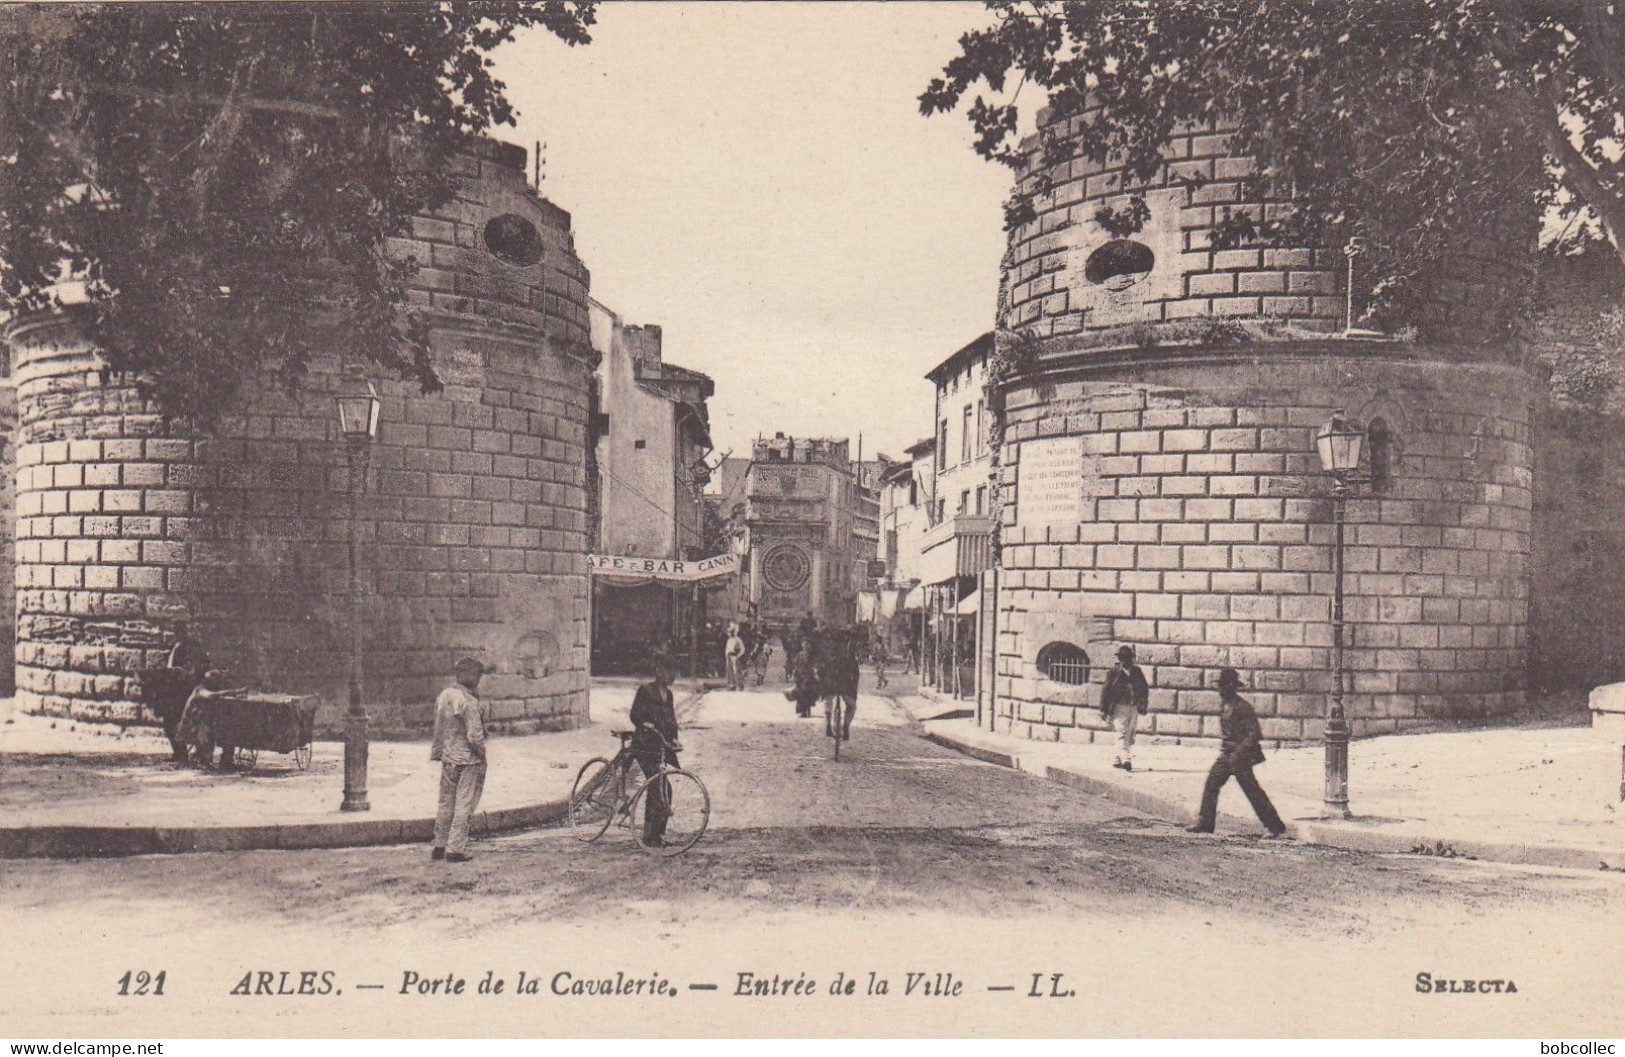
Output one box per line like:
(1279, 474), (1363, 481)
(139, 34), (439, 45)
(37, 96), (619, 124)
(1017, 436), (1085, 528)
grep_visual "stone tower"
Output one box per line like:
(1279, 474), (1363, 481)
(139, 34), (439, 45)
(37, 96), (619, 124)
(993, 111), (1534, 744)
(4, 139), (596, 733)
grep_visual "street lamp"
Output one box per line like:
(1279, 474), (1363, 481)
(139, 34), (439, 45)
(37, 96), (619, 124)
(1316, 409), (1364, 819)
(337, 373), (381, 813)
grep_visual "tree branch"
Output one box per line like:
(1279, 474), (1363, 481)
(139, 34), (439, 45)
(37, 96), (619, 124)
(1541, 102), (1625, 263)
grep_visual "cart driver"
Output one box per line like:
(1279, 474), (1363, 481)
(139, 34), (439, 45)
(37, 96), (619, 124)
(177, 669), (250, 772)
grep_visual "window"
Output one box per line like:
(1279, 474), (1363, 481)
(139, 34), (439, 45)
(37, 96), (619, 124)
(908, 478), (918, 506)
(483, 214), (544, 266)
(975, 486), (986, 516)
(961, 406), (973, 463)
(1368, 417), (1393, 493)
(1037, 642), (1092, 686)
(938, 418), (949, 466)
(886, 530), (898, 568)
(633, 439), (646, 450)
(958, 490), (970, 515)
(975, 399), (986, 456)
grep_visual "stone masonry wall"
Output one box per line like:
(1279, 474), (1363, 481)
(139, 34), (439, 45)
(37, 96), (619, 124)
(997, 353), (1534, 745)
(7, 140), (595, 733)
(992, 109), (1535, 746)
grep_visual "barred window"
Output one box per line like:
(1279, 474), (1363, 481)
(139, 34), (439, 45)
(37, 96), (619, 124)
(1037, 642), (1091, 686)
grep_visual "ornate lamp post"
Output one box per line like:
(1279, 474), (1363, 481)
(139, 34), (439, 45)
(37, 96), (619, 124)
(1316, 409), (1364, 819)
(337, 374), (381, 813)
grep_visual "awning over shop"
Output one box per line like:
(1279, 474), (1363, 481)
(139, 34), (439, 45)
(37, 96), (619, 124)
(952, 590), (981, 616)
(903, 585), (925, 611)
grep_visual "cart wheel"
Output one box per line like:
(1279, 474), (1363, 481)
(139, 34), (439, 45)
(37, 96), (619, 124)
(293, 742), (312, 770)
(234, 748), (258, 772)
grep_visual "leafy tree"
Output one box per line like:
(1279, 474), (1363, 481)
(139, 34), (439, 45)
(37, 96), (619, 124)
(922, 0), (1625, 331)
(1, 2), (594, 424)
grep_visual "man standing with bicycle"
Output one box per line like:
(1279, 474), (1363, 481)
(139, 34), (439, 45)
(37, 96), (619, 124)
(630, 653), (682, 848)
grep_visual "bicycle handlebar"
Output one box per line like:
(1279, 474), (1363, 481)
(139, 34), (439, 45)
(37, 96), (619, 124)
(614, 725), (681, 752)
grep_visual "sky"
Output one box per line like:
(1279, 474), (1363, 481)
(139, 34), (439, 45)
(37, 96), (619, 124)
(492, 2), (1012, 464)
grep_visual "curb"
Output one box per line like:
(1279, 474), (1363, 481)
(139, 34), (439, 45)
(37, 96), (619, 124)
(0, 797), (569, 859)
(921, 726), (1625, 873)
(0, 685), (714, 860)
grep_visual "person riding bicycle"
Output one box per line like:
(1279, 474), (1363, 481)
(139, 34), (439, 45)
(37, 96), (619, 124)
(825, 629), (860, 742)
(629, 652), (683, 847)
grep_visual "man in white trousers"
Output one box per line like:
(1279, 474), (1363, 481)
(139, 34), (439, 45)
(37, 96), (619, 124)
(1099, 645), (1149, 772)
(431, 657), (487, 863)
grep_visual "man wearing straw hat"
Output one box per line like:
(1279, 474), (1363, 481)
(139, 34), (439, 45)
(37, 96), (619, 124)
(1099, 645), (1149, 771)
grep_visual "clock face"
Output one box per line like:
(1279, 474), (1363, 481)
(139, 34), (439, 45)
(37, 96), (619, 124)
(762, 545), (811, 592)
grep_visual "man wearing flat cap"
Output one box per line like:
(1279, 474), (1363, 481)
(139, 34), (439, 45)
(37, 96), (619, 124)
(1099, 644), (1149, 771)
(430, 657), (487, 862)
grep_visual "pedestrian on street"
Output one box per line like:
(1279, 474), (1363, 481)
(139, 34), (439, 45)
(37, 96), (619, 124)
(724, 623), (746, 691)
(431, 657), (487, 863)
(871, 637), (889, 689)
(630, 653), (683, 848)
(790, 636), (821, 718)
(1099, 645), (1149, 771)
(1187, 667), (1288, 838)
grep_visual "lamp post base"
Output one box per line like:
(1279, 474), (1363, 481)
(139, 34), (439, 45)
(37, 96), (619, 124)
(1323, 715), (1351, 819)
(341, 707), (370, 813)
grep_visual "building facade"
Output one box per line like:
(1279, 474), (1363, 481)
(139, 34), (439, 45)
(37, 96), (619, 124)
(3, 139), (596, 734)
(738, 435), (876, 631)
(587, 302), (716, 674)
(921, 334), (996, 700)
(874, 439), (933, 653)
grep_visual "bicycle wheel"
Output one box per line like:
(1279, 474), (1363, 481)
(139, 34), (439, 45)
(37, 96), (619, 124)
(568, 757), (620, 842)
(629, 769), (710, 857)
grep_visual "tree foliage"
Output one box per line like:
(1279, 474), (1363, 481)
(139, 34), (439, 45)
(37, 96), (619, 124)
(1, 2), (594, 424)
(922, 0), (1625, 330)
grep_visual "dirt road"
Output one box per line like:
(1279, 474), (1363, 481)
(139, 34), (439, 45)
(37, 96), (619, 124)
(5, 688), (1623, 1037)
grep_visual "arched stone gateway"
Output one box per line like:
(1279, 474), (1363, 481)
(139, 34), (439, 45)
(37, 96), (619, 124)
(4, 140), (596, 734)
(993, 113), (1535, 745)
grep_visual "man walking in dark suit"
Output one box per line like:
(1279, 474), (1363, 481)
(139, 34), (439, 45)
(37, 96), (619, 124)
(1188, 667), (1288, 838)
(629, 653), (682, 847)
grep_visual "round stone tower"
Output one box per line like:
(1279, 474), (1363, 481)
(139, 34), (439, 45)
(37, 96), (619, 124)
(6, 140), (595, 733)
(994, 112), (1535, 744)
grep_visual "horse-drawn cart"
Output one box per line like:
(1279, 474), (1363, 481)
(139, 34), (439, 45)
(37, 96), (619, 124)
(202, 693), (319, 771)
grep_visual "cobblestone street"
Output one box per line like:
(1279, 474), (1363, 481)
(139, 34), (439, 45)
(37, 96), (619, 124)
(5, 688), (1625, 1037)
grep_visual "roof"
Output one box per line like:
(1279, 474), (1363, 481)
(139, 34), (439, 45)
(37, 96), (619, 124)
(925, 331), (994, 385)
(904, 436), (936, 456)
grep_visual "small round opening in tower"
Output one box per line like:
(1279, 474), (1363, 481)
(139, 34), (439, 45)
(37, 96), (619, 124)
(1084, 238), (1155, 291)
(483, 213), (543, 266)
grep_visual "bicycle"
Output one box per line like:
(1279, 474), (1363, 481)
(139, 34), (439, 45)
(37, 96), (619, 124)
(823, 693), (852, 762)
(568, 728), (710, 856)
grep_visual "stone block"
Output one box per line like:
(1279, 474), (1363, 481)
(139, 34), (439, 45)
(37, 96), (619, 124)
(1189, 272), (1237, 297)
(1163, 429), (1209, 452)
(1119, 431), (1161, 454)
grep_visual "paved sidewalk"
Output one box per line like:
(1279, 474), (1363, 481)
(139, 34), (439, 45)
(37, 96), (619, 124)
(897, 695), (1625, 871)
(0, 683), (670, 857)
